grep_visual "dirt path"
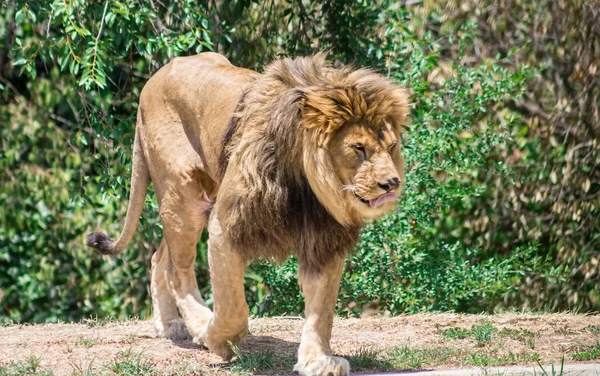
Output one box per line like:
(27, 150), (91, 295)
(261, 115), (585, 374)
(1, 314), (599, 375)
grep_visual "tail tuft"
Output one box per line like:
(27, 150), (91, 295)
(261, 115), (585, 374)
(86, 232), (115, 255)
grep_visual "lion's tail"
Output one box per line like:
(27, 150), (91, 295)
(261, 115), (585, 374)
(86, 120), (149, 256)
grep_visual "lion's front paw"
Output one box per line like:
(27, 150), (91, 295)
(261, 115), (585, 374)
(205, 334), (236, 360)
(194, 319), (248, 361)
(294, 355), (350, 376)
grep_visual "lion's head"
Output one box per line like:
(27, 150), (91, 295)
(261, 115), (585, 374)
(307, 117), (405, 223)
(298, 62), (410, 226)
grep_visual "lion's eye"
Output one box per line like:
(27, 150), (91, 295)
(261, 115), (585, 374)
(388, 141), (397, 150)
(352, 144), (365, 152)
(352, 143), (367, 160)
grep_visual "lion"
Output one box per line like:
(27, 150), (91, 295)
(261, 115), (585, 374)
(87, 52), (409, 376)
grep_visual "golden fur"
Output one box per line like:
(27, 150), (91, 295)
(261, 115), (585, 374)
(87, 52), (409, 376)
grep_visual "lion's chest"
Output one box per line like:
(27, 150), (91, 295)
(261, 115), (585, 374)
(223, 182), (360, 271)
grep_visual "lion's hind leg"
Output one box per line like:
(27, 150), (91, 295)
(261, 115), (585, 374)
(159, 176), (214, 344)
(151, 239), (189, 340)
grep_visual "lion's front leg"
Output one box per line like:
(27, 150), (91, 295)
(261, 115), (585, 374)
(198, 212), (249, 360)
(294, 255), (350, 376)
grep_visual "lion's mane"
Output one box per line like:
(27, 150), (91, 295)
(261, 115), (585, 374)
(217, 54), (409, 272)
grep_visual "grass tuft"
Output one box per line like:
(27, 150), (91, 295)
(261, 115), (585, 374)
(0, 356), (53, 376)
(346, 347), (393, 371)
(229, 344), (277, 374)
(469, 351), (540, 367)
(571, 342), (600, 361)
(74, 335), (98, 348)
(471, 321), (498, 345)
(385, 344), (540, 370)
(389, 346), (461, 370)
(442, 327), (471, 339)
(70, 362), (101, 376)
(535, 356), (565, 376)
(442, 321), (536, 348)
(107, 349), (157, 375)
(586, 325), (600, 335)
(81, 316), (139, 328)
(499, 328), (536, 349)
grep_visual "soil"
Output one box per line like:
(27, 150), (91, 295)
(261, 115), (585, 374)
(1, 313), (599, 375)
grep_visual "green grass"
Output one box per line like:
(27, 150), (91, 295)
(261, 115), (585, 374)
(107, 350), (157, 375)
(73, 353), (205, 376)
(471, 321), (499, 345)
(535, 356), (565, 376)
(0, 319), (19, 327)
(75, 335), (98, 348)
(571, 342), (600, 361)
(441, 320), (499, 344)
(81, 316), (139, 328)
(0, 357), (53, 376)
(229, 345), (278, 375)
(384, 345), (540, 371)
(442, 320), (536, 348)
(499, 327), (536, 349)
(346, 347), (394, 371)
(586, 325), (600, 335)
(70, 365), (101, 376)
(229, 343), (543, 374)
(468, 351), (540, 367)
(390, 346), (462, 369)
(441, 327), (471, 339)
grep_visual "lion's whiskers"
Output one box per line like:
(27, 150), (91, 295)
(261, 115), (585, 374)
(342, 184), (368, 206)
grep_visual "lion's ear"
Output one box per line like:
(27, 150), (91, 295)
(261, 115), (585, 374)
(385, 87), (411, 133)
(302, 87), (364, 146)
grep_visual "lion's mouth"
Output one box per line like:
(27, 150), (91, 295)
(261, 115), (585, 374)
(354, 192), (370, 205)
(354, 192), (397, 208)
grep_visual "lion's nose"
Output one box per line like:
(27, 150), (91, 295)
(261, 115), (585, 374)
(378, 177), (400, 192)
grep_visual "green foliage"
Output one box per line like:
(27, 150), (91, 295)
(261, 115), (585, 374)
(13, 0), (212, 88)
(210, 0), (391, 70)
(419, 0), (600, 311)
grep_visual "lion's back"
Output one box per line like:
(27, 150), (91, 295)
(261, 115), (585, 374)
(138, 53), (260, 179)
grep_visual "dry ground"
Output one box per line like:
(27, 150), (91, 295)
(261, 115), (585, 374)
(1, 313), (599, 375)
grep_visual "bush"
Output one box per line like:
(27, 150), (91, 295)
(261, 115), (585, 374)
(416, 0), (600, 311)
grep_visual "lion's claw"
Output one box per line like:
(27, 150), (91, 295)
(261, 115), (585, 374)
(294, 355), (350, 376)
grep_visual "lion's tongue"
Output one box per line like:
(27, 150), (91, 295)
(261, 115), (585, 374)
(369, 192), (397, 208)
